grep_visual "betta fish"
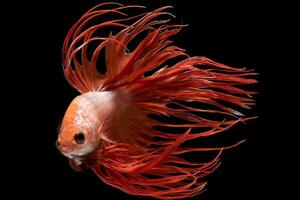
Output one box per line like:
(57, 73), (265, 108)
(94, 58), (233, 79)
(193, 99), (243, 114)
(56, 2), (256, 199)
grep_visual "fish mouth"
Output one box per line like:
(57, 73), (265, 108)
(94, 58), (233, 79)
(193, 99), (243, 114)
(55, 140), (83, 159)
(56, 144), (77, 159)
(61, 151), (84, 159)
(56, 145), (71, 158)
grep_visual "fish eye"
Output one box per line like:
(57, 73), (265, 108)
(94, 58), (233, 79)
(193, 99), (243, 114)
(74, 132), (85, 144)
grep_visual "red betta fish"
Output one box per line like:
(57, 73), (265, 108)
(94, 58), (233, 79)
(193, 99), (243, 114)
(56, 2), (256, 199)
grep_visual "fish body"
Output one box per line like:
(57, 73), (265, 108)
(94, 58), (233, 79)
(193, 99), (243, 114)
(56, 2), (256, 199)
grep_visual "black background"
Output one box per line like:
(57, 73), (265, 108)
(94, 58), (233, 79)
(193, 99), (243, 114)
(7, 0), (290, 199)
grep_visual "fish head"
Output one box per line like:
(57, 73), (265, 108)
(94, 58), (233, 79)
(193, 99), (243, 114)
(56, 96), (100, 159)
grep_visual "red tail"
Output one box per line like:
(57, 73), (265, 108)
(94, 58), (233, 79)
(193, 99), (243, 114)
(63, 2), (256, 199)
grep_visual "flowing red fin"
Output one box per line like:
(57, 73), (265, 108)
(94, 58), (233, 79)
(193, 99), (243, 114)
(62, 3), (147, 93)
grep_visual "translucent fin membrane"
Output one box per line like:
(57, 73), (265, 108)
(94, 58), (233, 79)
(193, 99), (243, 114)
(63, 2), (256, 199)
